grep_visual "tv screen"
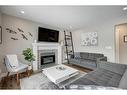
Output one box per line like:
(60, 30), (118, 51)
(38, 27), (59, 42)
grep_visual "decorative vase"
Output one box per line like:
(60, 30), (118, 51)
(28, 65), (32, 70)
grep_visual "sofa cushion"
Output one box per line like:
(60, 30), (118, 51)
(87, 53), (104, 61)
(80, 59), (96, 67)
(85, 69), (122, 87)
(93, 53), (104, 59)
(68, 68), (122, 87)
(119, 69), (127, 89)
(79, 59), (97, 70)
(80, 52), (89, 59)
(98, 61), (127, 75)
(69, 58), (80, 64)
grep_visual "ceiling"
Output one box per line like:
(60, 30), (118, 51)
(0, 6), (127, 31)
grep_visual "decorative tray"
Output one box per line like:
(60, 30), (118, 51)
(56, 66), (66, 70)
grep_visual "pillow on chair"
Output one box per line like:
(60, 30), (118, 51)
(6, 55), (19, 67)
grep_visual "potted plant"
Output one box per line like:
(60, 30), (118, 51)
(22, 48), (35, 70)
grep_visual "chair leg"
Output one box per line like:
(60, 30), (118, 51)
(26, 68), (29, 77)
(6, 72), (10, 78)
(16, 73), (20, 85)
(6, 72), (10, 82)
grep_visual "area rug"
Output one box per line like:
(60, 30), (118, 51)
(20, 72), (86, 90)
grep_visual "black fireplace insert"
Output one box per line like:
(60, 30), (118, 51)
(41, 54), (55, 65)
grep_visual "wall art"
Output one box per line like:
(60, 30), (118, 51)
(28, 32), (33, 37)
(6, 28), (17, 34)
(81, 32), (98, 46)
(21, 34), (28, 40)
(18, 28), (24, 33)
(11, 37), (18, 40)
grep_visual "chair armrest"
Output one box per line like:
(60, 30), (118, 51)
(19, 62), (28, 67)
(97, 56), (107, 62)
(95, 57), (107, 68)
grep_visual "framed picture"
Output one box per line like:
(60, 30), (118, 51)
(124, 35), (127, 43)
(81, 32), (98, 46)
(0, 26), (2, 44)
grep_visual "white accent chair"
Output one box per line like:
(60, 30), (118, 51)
(5, 54), (29, 85)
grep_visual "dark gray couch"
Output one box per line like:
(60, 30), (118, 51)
(69, 52), (107, 70)
(66, 61), (127, 89)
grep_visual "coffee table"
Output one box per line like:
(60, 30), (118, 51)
(42, 64), (79, 84)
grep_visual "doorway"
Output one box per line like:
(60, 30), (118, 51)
(115, 23), (127, 64)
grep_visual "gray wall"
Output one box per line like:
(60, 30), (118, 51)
(72, 17), (127, 62)
(0, 14), (64, 73)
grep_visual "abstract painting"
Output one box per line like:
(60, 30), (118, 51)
(81, 32), (98, 46)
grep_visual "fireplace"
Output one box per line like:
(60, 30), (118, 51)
(32, 43), (62, 71)
(40, 53), (55, 65)
(38, 50), (57, 69)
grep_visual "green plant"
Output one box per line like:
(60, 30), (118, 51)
(22, 48), (35, 64)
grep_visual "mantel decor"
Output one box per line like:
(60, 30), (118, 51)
(56, 66), (66, 70)
(0, 26), (2, 44)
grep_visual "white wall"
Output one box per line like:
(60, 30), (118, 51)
(0, 14), (64, 72)
(115, 26), (120, 63)
(72, 17), (127, 62)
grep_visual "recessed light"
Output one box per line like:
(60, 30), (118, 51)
(69, 26), (72, 29)
(123, 7), (127, 10)
(20, 10), (25, 14)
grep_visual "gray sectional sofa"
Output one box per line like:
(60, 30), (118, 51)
(66, 61), (127, 89)
(69, 52), (107, 70)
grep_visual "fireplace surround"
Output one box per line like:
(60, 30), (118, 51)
(32, 42), (62, 71)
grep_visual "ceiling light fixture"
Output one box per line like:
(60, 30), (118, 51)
(123, 7), (127, 10)
(69, 26), (72, 29)
(20, 10), (25, 14)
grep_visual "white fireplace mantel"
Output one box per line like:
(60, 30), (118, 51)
(32, 42), (62, 71)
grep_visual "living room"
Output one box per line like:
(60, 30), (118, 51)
(0, 4), (127, 93)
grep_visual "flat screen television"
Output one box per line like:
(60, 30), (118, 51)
(38, 27), (59, 42)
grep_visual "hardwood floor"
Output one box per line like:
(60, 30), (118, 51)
(0, 74), (21, 89)
(0, 71), (33, 89)
(0, 64), (92, 89)
(64, 64), (92, 73)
